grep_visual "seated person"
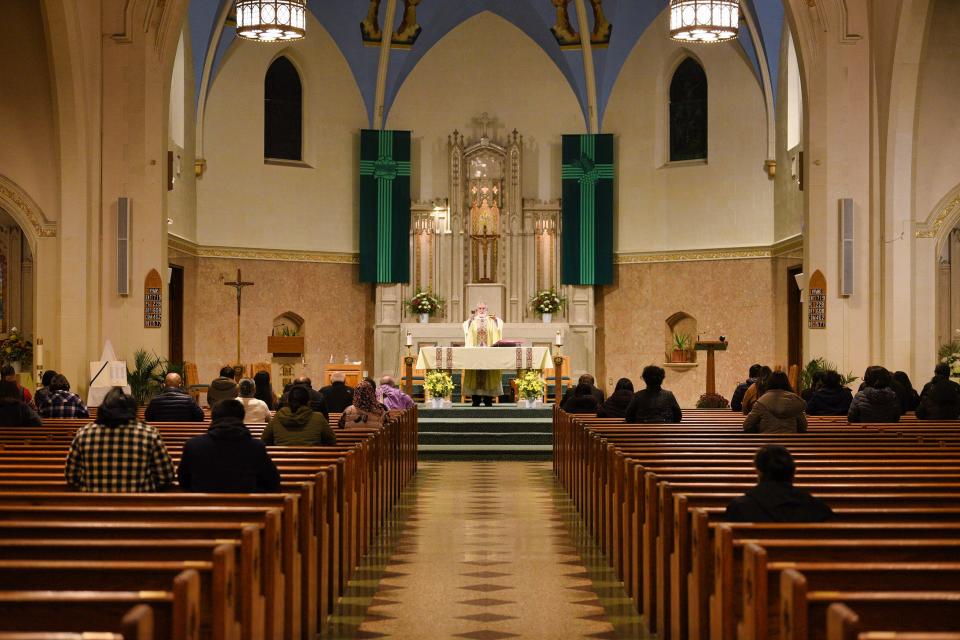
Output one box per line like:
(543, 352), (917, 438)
(263, 385), (336, 446)
(253, 370), (278, 410)
(0, 380), (42, 426)
(1, 365), (32, 406)
(145, 373), (204, 422)
(596, 378), (634, 419)
(37, 374), (89, 419)
(33, 369), (57, 408)
(730, 364), (761, 412)
(848, 366), (902, 423)
(743, 371), (807, 433)
(564, 382), (600, 414)
(916, 364), (960, 420)
(341, 380), (391, 428)
(277, 377), (329, 419)
(65, 387), (174, 492)
(892, 370), (920, 413)
(741, 366), (772, 415)
(207, 366), (239, 406)
(805, 370), (853, 416)
(560, 374), (605, 410)
(178, 399), (280, 493)
(625, 366), (682, 424)
(800, 370), (825, 402)
(377, 375), (415, 411)
(319, 372), (354, 413)
(237, 378), (271, 424)
(725, 445), (833, 522)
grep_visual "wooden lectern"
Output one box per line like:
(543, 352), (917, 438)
(323, 363), (363, 388)
(694, 340), (728, 395)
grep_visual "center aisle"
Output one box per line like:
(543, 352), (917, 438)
(325, 461), (648, 639)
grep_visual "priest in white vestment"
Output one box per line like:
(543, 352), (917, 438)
(462, 302), (504, 406)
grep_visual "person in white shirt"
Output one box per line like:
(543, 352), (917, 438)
(237, 378), (271, 424)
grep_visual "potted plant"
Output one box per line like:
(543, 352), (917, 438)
(798, 357), (859, 392)
(0, 328), (32, 373)
(268, 325), (305, 356)
(423, 370), (454, 408)
(939, 340), (960, 382)
(696, 392), (730, 408)
(407, 289), (444, 324)
(515, 369), (545, 408)
(671, 332), (692, 363)
(529, 288), (566, 323)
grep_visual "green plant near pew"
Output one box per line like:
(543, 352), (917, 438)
(126, 349), (186, 405)
(798, 357), (858, 392)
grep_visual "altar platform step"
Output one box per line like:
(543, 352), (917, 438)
(417, 404), (554, 458)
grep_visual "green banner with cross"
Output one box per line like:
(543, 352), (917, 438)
(561, 133), (614, 285)
(359, 129), (412, 283)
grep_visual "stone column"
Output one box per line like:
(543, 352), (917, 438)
(951, 231), (960, 339)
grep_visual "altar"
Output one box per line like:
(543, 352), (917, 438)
(416, 346), (553, 372)
(371, 114), (597, 380)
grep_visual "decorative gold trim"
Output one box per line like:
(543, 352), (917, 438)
(915, 194), (960, 239)
(167, 234), (358, 264)
(616, 247), (771, 264)
(0, 176), (57, 238)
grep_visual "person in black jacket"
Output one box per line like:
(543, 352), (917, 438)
(253, 370), (277, 410)
(564, 383), (599, 414)
(145, 373), (205, 423)
(560, 374), (605, 410)
(177, 399), (281, 493)
(597, 378), (634, 418)
(805, 370), (853, 416)
(725, 445), (833, 522)
(33, 369), (57, 410)
(319, 373), (354, 413)
(730, 364), (761, 412)
(0, 380), (41, 426)
(625, 365), (682, 424)
(277, 377), (329, 419)
(848, 366), (902, 423)
(916, 364), (960, 420)
(892, 371), (920, 413)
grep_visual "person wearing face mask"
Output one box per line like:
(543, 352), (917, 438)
(462, 302), (504, 407)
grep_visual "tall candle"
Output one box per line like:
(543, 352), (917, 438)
(406, 331), (413, 347)
(555, 330), (563, 346)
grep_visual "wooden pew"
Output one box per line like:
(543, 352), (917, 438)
(0, 602), (153, 640)
(828, 603), (960, 640)
(0, 569), (199, 640)
(781, 569), (960, 640)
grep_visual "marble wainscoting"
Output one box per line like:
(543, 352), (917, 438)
(186, 257), (373, 387)
(598, 258), (778, 407)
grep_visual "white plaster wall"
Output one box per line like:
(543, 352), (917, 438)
(913, 0), (960, 224)
(775, 28), (804, 242)
(604, 9), (773, 253)
(167, 26), (198, 242)
(198, 14), (367, 252)
(0, 1), (60, 222)
(385, 12), (586, 202)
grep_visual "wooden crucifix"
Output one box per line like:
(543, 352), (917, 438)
(223, 268), (255, 366)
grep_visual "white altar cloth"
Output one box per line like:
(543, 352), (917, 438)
(416, 346), (553, 371)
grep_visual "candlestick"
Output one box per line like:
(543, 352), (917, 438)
(406, 331), (413, 347)
(555, 330), (563, 347)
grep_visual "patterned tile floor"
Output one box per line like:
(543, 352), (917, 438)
(323, 461), (651, 639)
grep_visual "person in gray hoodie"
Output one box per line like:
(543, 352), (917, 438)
(207, 366), (240, 407)
(848, 366), (902, 423)
(743, 371), (807, 434)
(262, 385), (336, 446)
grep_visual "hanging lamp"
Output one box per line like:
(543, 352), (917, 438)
(235, 0), (307, 42)
(669, 0), (739, 43)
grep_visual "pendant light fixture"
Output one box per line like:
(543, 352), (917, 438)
(669, 0), (739, 43)
(235, 0), (307, 42)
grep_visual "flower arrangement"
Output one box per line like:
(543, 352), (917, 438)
(424, 370), (454, 399)
(695, 392), (730, 409)
(407, 289), (445, 317)
(529, 289), (565, 315)
(0, 328), (32, 366)
(515, 369), (545, 400)
(939, 340), (960, 379)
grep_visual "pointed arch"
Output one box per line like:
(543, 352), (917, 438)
(669, 57), (708, 162)
(264, 55), (303, 161)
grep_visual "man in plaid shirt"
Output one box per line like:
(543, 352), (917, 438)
(37, 374), (90, 419)
(65, 387), (174, 492)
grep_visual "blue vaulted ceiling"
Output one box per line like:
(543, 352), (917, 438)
(189, 0), (787, 128)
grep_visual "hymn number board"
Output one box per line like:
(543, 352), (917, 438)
(144, 269), (162, 328)
(808, 269), (827, 329)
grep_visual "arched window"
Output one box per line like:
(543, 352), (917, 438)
(264, 56), (303, 161)
(669, 58), (708, 161)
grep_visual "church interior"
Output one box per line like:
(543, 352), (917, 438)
(1, 0), (960, 638)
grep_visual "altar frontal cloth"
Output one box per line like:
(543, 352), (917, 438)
(561, 133), (614, 285)
(416, 347), (554, 371)
(359, 129), (411, 283)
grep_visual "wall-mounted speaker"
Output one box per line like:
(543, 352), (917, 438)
(839, 197), (854, 297)
(117, 197), (131, 296)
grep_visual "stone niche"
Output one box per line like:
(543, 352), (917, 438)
(269, 311), (305, 393)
